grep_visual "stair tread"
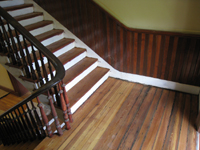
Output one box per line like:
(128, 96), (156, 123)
(68, 67), (109, 107)
(63, 57), (98, 85)
(46, 38), (75, 53)
(31, 38), (75, 60)
(3, 12), (43, 24)
(34, 29), (64, 43)
(25, 20), (53, 32)
(3, 3), (33, 11)
(10, 20), (53, 37)
(57, 47), (86, 65)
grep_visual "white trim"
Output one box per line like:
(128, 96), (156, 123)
(8, 7), (33, 17)
(0, 0), (24, 7)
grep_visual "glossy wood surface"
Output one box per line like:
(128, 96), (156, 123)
(34, 0), (200, 86)
(35, 78), (198, 150)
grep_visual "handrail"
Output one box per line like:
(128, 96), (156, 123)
(0, 7), (65, 119)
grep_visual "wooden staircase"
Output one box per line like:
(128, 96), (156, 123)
(0, 0), (110, 147)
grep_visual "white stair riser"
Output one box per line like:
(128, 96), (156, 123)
(8, 7), (33, 17)
(0, 56), (10, 64)
(29, 24), (54, 37)
(63, 52), (86, 71)
(18, 15), (43, 27)
(3, 15), (43, 31)
(10, 23), (54, 43)
(71, 71), (110, 114)
(0, 0), (24, 7)
(65, 61), (98, 92)
(53, 42), (75, 57)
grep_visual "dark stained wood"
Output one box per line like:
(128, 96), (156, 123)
(33, 0), (200, 86)
(3, 4), (33, 11)
(57, 47), (86, 65)
(7, 12), (43, 23)
(63, 57), (98, 84)
(34, 78), (198, 150)
(67, 67), (109, 107)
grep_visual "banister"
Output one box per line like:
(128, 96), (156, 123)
(0, 6), (65, 119)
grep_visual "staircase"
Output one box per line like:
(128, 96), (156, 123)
(0, 0), (110, 148)
(0, 2), (110, 112)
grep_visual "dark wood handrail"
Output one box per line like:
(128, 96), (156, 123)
(0, 6), (65, 117)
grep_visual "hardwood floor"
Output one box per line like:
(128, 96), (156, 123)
(35, 77), (199, 150)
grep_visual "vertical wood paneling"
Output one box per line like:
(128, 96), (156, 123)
(34, 0), (200, 86)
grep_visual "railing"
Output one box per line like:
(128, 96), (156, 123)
(0, 7), (72, 146)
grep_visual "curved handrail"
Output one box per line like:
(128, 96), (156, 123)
(0, 6), (65, 117)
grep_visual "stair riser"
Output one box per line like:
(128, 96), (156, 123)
(63, 52), (87, 71)
(29, 24), (54, 37)
(10, 24), (54, 43)
(3, 15), (43, 31)
(65, 61), (98, 92)
(71, 71), (110, 114)
(7, 7), (33, 17)
(0, 0), (24, 7)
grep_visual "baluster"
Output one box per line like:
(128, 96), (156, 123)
(26, 103), (42, 139)
(48, 59), (60, 106)
(30, 100), (46, 139)
(3, 116), (16, 144)
(7, 24), (22, 66)
(31, 45), (44, 85)
(13, 110), (29, 142)
(0, 28), (7, 54)
(58, 82), (71, 130)
(48, 91), (63, 136)
(36, 97), (53, 137)
(21, 106), (37, 140)
(15, 30), (31, 78)
(17, 108), (34, 141)
(0, 18), (16, 64)
(23, 38), (37, 80)
(0, 120), (9, 145)
(61, 81), (73, 123)
(39, 51), (48, 83)
(0, 118), (13, 145)
(8, 113), (22, 143)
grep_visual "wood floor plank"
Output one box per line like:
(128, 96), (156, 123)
(93, 84), (147, 150)
(162, 92), (185, 150)
(186, 95), (198, 150)
(61, 81), (134, 150)
(177, 94), (191, 150)
(35, 78), (119, 150)
(131, 88), (163, 150)
(79, 83), (135, 150)
(140, 89), (170, 150)
(118, 87), (157, 150)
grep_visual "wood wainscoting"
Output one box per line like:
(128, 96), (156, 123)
(34, 0), (200, 86)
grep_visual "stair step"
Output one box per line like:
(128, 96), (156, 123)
(19, 47), (86, 82)
(10, 20), (54, 37)
(3, 4), (33, 11)
(57, 47), (86, 66)
(31, 38), (75, 60)
(68, 67), (109, 113)
(63, 57), (98, 91)
(3, 12), (43, 24)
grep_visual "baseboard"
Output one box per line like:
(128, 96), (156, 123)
(110, 71), (200, 95)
